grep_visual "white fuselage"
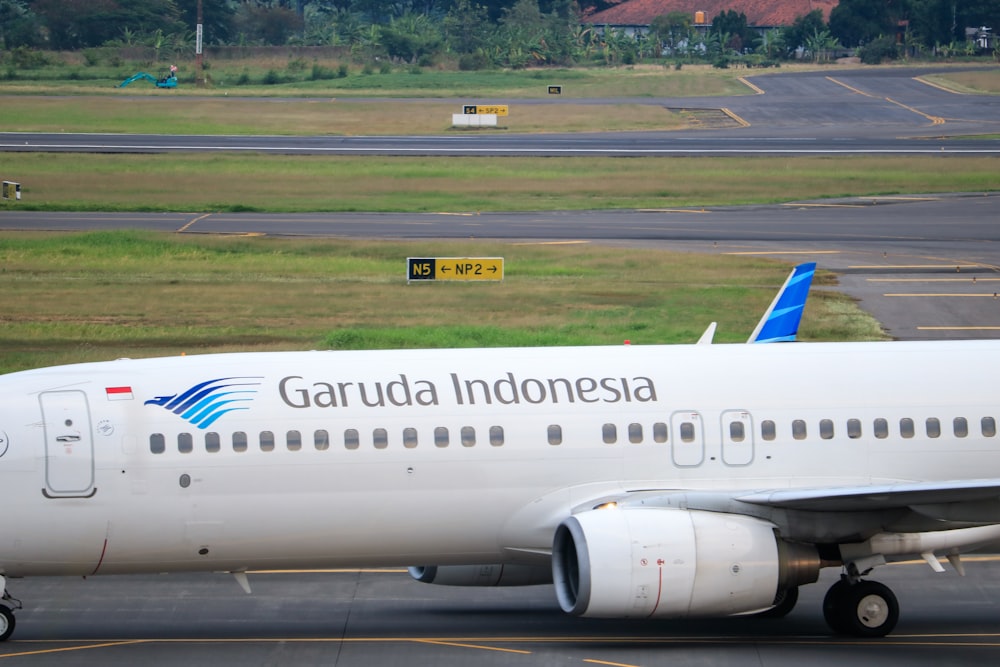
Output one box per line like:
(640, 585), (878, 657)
(1, 340), (998, 578)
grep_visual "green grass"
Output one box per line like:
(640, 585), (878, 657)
(1, 153), (995, 213)
(0, 231), (884, 374)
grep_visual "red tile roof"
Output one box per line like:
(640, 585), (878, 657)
(585, 0), (839, 27)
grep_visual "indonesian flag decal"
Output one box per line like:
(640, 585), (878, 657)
(106, 386), (134, 401)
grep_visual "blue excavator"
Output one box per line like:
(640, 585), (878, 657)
(119, 66), (178, 89)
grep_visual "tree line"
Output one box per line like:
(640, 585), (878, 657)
(1, 0), (997, 68)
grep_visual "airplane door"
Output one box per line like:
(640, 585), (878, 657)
(40, 390), (96, 498)
(671, 411), (704, 467)
(721, 410), (754, 466)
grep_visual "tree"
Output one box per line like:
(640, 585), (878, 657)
(0, 0), (41, 48)
(782, 9), (825, 55)
(649, 10), (690, 55)
(443, 0), (491, 54)
(710, 10), (752, 54)
(174, 0), (236, 45)
(31, 0), (184, 49)
(828, 0), (905, 47)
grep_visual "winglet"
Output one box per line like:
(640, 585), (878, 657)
(747, 262), (816, 343)
(697, 322), (717, 345)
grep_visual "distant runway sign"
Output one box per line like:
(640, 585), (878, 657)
(408, 257), (504, 282)
(462, 105), (509, 116)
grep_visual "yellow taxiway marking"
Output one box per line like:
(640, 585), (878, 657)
(913, 76), (964, 94)
(0, 640), (149, 659)
(781, 202), (864, 208)
(415, 639), (532, 654)
(638, 208), (711, 213)
(512, 240), (590, 246)
(885, 97), (946, 125)
(738, 77), (765, 95)
(176, 213), (212, 233)
(720, 108), (751, 127)
(584, 659), (641, 667)
(826, 76), (876, 97)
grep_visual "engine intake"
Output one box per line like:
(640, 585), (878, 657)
(553, 508), (818, 618)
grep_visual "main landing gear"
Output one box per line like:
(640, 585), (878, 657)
(822, 576), (899, 637)
(0, 576), (21, 642)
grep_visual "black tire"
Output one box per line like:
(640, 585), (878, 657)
(757, 586), (799, 618)
(0, 606), (15, 642)
(839, 580), (899, 637)
(822, 578), (852, 635)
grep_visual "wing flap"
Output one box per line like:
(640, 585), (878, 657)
(737, 479), (1000, 512)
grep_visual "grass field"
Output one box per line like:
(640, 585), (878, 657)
(0, 231), (885, 374)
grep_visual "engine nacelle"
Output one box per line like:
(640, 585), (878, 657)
(409, 564), (553, 587)
(553, 508), (818, 618)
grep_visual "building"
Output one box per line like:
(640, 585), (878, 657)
(585, 0), (839, 33)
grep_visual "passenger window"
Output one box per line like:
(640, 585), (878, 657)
(434, 427), (449, 448)
(926, 418), (941, 439)
(374, 428), (388, 449)
(602, 423), (617, 444)
(653, 422), (668, 443)
(205, 431), (220, 453)
(178, 432), (193, 453)
(233, 431), (248, 452)
(873, 418), (888, 439)
(548, 424), (562, 445)
(260, 431), (274, 452)
(344, 428), (359, 450)
(314, 429), (329, 451)
(679, 422), (695, 443)
(628, 423), (643, 444)
(953, 417), (968, 438)
(403, 427), (418, 449)
(847, 419), (862, 439)
(150, 433), (165, 454)
(489, 425), (504, 446)
(461, 426), (476, 447)
(900, 418), (915, 439)
(792, 420), (807, 440)
(982, 417), (997, 437)
(287, 430), (302, 451)
(819, 419), (834, 440)
(729, 421), (745, 443)
(761, 420), (776, 441)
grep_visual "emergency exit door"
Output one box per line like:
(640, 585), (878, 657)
(40, 391), (96, 497)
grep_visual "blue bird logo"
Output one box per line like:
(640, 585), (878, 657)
(144, 377), (263, 429)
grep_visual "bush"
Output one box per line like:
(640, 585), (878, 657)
(859, 36), (898, 64)
(458, 52), (492, 70)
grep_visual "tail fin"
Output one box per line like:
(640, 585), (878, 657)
(747, 262), (816, 343)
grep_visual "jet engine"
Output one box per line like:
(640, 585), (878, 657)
(409, 564), (553, 587)
(553, 508), (819, 618)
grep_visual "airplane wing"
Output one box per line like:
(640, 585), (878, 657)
(747, 262), (816, 343)
(736, 478), (1000, 512)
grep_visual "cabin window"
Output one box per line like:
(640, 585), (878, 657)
(792, 420), (807, 440)
(679, 422), (696, 443)
(344, 428), (360, 450)
(314, 429), (330, 451)
(150, 433), (165, 454)
(729, 421), (746, 443)
(403, 427), (418, 449)
(653, 422), (668, 443)
(434, 427), (449, 448)
(490, 425), (505, 447)
(602, 423), (617, 444)
(205, 431), (221, 453)
(819, 419), (834, 440)
(873, 418), (888, 439)
(953, 417), (968, 438)
(374, 428), (388, 449)
(628, 423), (643, 444)
(461, 426), (476, 447)
(900, 418), (915, 439)
(982, 417), (997, 437)
(847, 419), (862, 439)
(178, 432), (193, 454)
(260, 431), (275, 452)
(548, 424), (563, 445)
(286, 430), (302, 451)
(926, 418), (941, 439)
(761, 420), (776, 441)
(233, 431), (248, 452)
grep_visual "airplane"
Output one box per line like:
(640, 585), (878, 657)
(3, 261), (1000, 642)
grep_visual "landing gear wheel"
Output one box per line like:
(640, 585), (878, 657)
(0, 606), (15, 642)
(757, 587), (799, 618)
(823, 579), (898, 637)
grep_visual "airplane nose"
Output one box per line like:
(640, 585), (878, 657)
(0, 431), (8, 457)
